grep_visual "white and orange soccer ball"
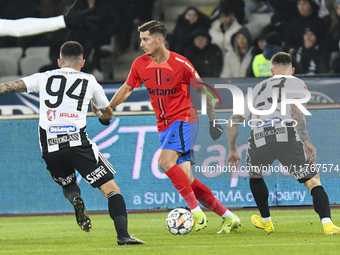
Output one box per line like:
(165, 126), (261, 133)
(166, 208), (193, 235)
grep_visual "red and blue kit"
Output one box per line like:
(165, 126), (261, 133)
(126, 51), (198, 133)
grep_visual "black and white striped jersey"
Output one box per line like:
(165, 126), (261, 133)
(243, 75), (309, 148)
(23, 67), (109, 153)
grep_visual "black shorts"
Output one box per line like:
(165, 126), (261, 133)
(246, 141), (318, 183)
(43, 144), (115, 188)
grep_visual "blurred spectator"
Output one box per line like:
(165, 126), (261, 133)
(269, 0), (299, 34)
(209, 3), (242, 55)
(250, 27), (270, 57)
(325, 0), (340, 53)
(184, 29), (223, 78)
(132, 0), (156, 23)
(244, 0), (272, 23)
(283, 0), (327, 55)
(167, 6), (211, 55)
(251, 31), (283, 77)
(294, 27), (330, 74)
(210, 0), (245, 25)
(220, 27), (254, 77)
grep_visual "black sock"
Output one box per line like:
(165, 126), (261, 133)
(311, 185), (331, 220)
(62, 183), (81, 204)
(250, 178), (270, 218)
(108, 191), (129, 238)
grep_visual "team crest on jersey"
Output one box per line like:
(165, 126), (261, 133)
(47, 110), (56, 121)
(164, 73), (173, 85)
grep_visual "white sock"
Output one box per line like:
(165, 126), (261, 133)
(262, 216), (271, 222)
(321, 217), (332, 224)
(191, 206), (202, 213)
(222, 209), (234, 218)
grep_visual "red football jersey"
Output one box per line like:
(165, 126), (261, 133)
(126, 51), (198, 132)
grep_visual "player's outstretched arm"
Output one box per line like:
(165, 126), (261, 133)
(226, 114), (245, 167)
(196, 87), (223, 140)
(109, 83), (134, 109)
(291, 104), (317, 163)
(195, 88), (216, 121)
(0, 79), (27, 95)
(0, 16), (65, 37)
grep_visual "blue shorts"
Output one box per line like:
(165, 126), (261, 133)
(159, 120), (198, 165)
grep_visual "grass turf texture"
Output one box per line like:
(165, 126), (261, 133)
(1, 209), (340, 255)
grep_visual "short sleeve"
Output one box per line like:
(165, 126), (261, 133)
(183, 58), (197, 85)
(126, 59), (142, 88)
(22, 73), (41, 93)
(92, 87), (110, 110)
(285, 77), (308, 99)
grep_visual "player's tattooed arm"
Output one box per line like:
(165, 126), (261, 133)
(291, 104), (310, 142)
(195, 88), (216, 121)
(227, 115), (245, 152)
(0, 79), (27, 95)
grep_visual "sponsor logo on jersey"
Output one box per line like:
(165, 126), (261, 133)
(47, 133), (80, 145)
(254, 127), (286, 140)
(256, 117), (282, 128)
(49, 125), (78, 134)
(47, 110), (56, 121)
(164, 73), (173, 85)
(60, 112), (79, 119)
(86, 165), (108, 184)
(147, 87), (177, 96)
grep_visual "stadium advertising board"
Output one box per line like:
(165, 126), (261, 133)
(0, 110), (339, 214)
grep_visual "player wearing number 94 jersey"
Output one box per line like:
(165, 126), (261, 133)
(0, 41), (145, 245)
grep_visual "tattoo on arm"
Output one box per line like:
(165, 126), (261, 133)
(228, 115), (245, 152)
(291, 104), (310, 142)
(0, 79), (27, 95)
(196, 88), (216, 121)
(230, 115), (245, 123)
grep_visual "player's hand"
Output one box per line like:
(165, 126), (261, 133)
(226, 151), (241, 171)
(209, 120), (223, 140)
(98, 118), (110, 126)
(304, 140), (317, 163)
(91, 101), (111, 126)
(64, 7), (99, 31)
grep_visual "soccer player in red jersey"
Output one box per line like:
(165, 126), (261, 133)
(97, 20), (241, 233)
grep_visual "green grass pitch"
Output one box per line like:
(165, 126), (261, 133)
(1, 209), (340, 255)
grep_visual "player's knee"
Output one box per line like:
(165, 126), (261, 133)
(304, 177), (322, 192)
(158, 156), (173, 172)
(99, 180), (120, 197)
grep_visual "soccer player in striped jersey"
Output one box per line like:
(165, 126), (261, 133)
(226, 52), (340, 235)
(0, 41), (145, 245)
(102, 20), (241, 233)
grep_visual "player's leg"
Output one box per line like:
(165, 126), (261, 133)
(99, 180), (146, 245)
(72, 144), (145, 244)
(304, 175), (340, 235)
(43, 149), (91, 232)
(158, 121), (206, 231)
(280, 141), (340, 234)
(158, 149), (205, 217)
(247, 144), (275, 234)
(179, 161), (241, 233)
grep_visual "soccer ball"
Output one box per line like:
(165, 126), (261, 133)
(166, 208), (193, 235)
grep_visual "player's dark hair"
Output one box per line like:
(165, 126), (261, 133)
(138, 20), (167, 38)
(60, 41), (83, 59)
(271, 52), (292, 67)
